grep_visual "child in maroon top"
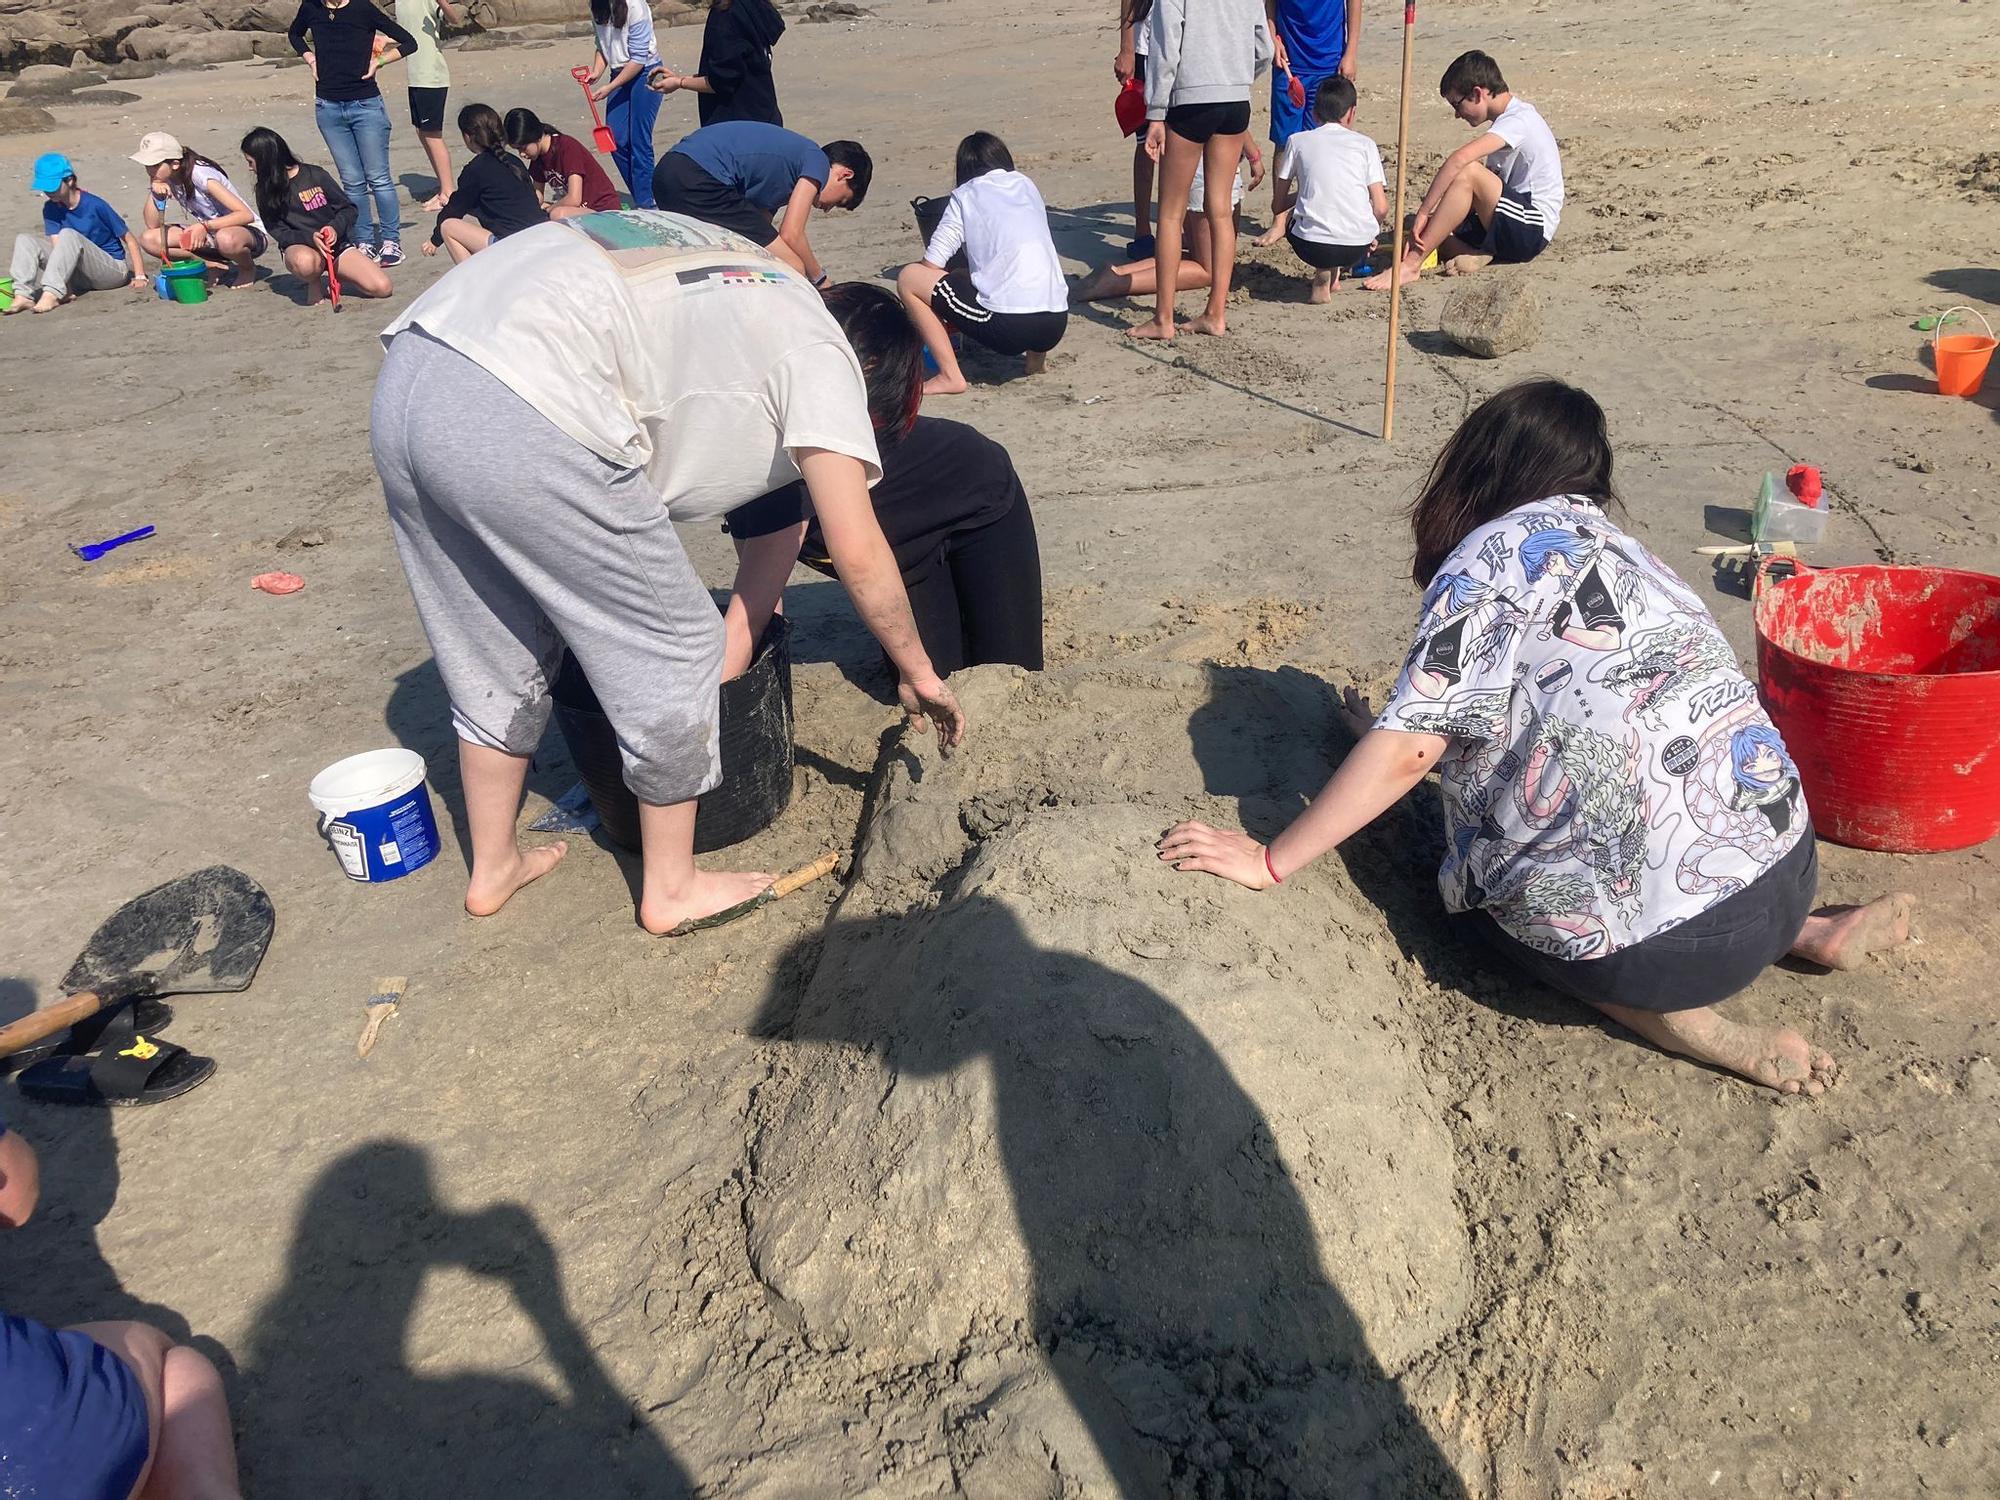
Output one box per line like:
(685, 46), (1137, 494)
(504, 107), (623, 218)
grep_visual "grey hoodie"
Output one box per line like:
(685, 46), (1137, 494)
(1142, 0), (1272, 120)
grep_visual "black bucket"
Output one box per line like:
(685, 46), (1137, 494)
(549, 616), (794, 855)
(910, 194), (968, 272)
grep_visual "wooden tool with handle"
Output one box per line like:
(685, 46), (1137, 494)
(664, 852), (840, 937)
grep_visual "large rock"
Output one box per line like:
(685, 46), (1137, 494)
(16, 63), (85, 83)
(58, 85), (141, 104)
(7, 69), (105, 96)
(0, 13), (92, 71)
(0, 101), (58, 134)
(1438, 275), (1542, 358)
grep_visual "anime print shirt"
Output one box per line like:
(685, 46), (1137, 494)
(1375, 496), (1807, 960)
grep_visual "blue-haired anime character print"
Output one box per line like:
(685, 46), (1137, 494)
(1521, 526), (1633, 652)
(1728, 724), (1801, 835)
(1408, 572), (1525, 699)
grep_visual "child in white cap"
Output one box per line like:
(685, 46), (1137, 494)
(131, 131), (268, 290)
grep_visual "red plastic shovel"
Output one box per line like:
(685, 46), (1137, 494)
(571, 65), (618, 155)
(1282, 65), (1308, 109)
(314, 224), (342, 312)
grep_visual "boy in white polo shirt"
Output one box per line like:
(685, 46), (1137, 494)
(1362, 49), (1563, 290)
(1272, 76), (1386, 301)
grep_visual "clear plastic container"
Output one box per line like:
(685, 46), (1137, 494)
(1753, 471), (1830, 545)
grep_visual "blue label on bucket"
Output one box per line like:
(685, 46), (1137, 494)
(327, 789), (440, 882)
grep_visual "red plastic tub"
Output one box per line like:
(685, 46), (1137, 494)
(1756, 563), (2000, 851)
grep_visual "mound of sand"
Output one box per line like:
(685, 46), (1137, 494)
(745, 666), (1473, 1496)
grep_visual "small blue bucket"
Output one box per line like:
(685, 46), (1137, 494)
(308, 748), (440, 883)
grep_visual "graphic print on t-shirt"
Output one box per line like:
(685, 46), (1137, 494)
(1377, 497), (1806, 960)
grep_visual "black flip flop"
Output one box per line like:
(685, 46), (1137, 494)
(0, 999), (174, 1075)
(16, 1036), (214, 1108)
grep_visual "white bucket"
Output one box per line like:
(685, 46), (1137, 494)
(308, 748), (441, 883)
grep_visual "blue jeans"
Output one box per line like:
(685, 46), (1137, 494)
(605, 74), (660, 209)
(316, 95), (400, 248)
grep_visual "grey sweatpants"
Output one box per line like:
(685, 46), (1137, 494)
(371, 330), (725, 805)
(11, 229), (130, 299)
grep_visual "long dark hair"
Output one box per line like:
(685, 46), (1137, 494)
(1125, 0), (1153, 27)
(240, 126), (302, 227)
(459, 103), (532, 186)
(503, 107), (550, 149)
(1406, 379), (1616, 587)
(953, 131), (1014, 186)
(590, 0), (629, 27)
(823, 283), (923, 441)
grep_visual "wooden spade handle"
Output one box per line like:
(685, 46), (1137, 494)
(0, 991), (109, 1059)
(771, 852), (839, 901)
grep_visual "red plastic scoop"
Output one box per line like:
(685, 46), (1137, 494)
(1283, 66), (1308, 109)
(314, 225), (341, 312)
(1114, 77), (1146, 137)
(572, 65), (618, 155)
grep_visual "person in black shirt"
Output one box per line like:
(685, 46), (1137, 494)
(648, 0), (786, 127)
(241, 125), (394, 304)
(288, 0), (420, 263)
(724, 283), (1043, 679)
(424, 104), (548, 262)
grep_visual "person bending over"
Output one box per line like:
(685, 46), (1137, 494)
(7, 153), (148, 315)
(1362, 49), (1563, 289)
(424, 103), (547, 263)
(373, 210), (964, 934)
(131, 131), (269, 290)
(1162, 379), (1913, 1096)
(243, 125), (393, 304)
(1270, 76), (1386, 300)
(1072, 136), (1261, 304)
(896, 132), (1069, 395)
(725, 282), (1044, 678)
(652, 120), (868, 284)
(1, 1116), (243, 1499)
(505, 107), (623, 218)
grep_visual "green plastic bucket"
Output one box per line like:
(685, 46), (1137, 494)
(164, 259), (208, 305)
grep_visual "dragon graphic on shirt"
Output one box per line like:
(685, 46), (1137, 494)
(1513, 715), (1649, 919)
(1597, 616), (1740, 730)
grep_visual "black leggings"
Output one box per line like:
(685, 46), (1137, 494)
(891, 496), (1044, 677)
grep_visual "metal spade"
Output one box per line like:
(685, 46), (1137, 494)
(0, 866), (275, 1059)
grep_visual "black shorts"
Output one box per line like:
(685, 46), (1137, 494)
(652, 152), (779, 246)
(1455, 185), (1549, 264)
(1164, 99), (1251, 143)
(1133, 53), (1147, 86)
(931, 270), (1068, 356)
(1469, 828), (1819, 1013)
(409, 86), (448, 132)
(1286, 232), (1369, 271)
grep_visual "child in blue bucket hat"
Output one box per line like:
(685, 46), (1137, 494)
(8, 152), (150, 315)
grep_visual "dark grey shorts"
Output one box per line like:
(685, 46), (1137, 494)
(1470, 829), (1820, 1012)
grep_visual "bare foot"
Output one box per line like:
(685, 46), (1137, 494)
(1126, 317), (1175, 341)
(1791, 892), (1917, 971)
(419, 193), (446, 212)
(464, 841), (568, 917)
(1071, 266), (1121, 302)
(921, 371), (968, 396)
(3, 296), (31, 316)
(1185, 311), (1226, 336)
(229, 269), (257, 289)
(1023, 350), (1047, 376)
(1308, 280), (1334, 305)
(1599, 1001), (1838, 1096)
(32, 290), (68, 314)
(1443, 253), (1493, 277)
(1251, 222), (1286, 249)
(639, 868), (775, 936)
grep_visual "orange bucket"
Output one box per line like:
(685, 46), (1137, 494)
(1933, 306), (1996, 397)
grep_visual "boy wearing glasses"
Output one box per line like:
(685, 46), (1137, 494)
(1362, 49), (1562, 289)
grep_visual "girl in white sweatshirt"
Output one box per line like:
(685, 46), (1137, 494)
(896, 132), (1070, 395)
(1129, 0), (1270, 339)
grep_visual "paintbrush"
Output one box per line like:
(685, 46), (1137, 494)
(357, 976), (405, 1058)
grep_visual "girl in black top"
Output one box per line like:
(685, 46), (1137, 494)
(241, 125), (394, 304)
(288, 0), (419, 262)
(723, 283), (1043, 678)
(425, 104), (548, 263)
(648, 0), (785, 127)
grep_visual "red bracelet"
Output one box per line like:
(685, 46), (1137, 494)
(1264, 845), (1282, 885)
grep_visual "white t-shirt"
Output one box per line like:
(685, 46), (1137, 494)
(381, 211), (880, 522)
(596, 0), (658, 70)
(1275, 122), (1382, 246)
(924, 170), (1068, 315)
(176, 160), (267, 237)
(1486, 95), (1563, 240)
(1188, 153), (1244, 211)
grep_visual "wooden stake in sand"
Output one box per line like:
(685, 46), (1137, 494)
(1382, 0), (1418, 442)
